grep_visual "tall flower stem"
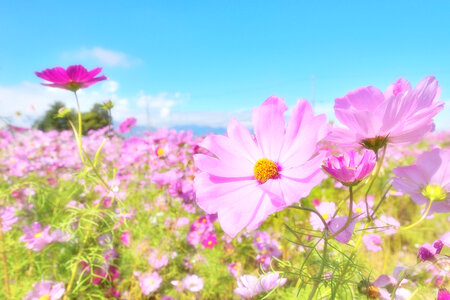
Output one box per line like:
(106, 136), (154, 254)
(0, 218), (10, 298)
(330, 186), (354, 239)
(307, 230), (328, 300)
(364, 144), (387, 221)
(290, 205), (329, 231)
(73, 92), (85, 164)
(399, 200), (433, 231)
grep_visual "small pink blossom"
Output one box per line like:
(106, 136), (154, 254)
(135, 271), (162, 295)
(182, 274), (204, 292)
(20, 222), (67, 251)
(322, 150), (376, 186)
(119, 117), (137, 133)
(120, 231), (131, 247)
(24, 281), (65, 300)
(363, 234), (383, 252)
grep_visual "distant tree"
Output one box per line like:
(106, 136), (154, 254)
(34, 101), (75, 131)
(35, 101), (109, 135)
(80, 103), (109, 135)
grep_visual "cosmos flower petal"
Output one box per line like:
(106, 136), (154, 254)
(252, 96), (287, 160)
(227, 118), (262, 162)
(194, 173), (258, 214)
(218, 191), (265, 237)
(200, 134), (256, 166)
(194, 154), (254, 178)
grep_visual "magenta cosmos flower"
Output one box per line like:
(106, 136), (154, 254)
(322, 150), (376, 186)
(194, 96), (328, 237)
(392, 148), (450, 214)
(328, 76), (444, 152)
(35, 65), (107, 92)
(119, 117), (137, 133)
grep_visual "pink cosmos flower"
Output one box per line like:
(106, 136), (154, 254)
(20, 222), (67, 251)
(24, 281), (65, 300)
(120, 231), (131, 247)
(135, 271), (162, 295)
(234, 273), (286, 299)
(322, 150), (376, 186)
(418, 239), (444, 262)
(119, 117), (137, 133)
(328, 76), (444, 152)
(182, 274), (204, 292)
(148, 250), (169, 269)
(194, 96), (327, 237)
(363, 234), (383, 252)
(0, 206), (18, 232)
(393, 148), (450, 214)
(35, 65), (107, 92)
(201, 232), (217, 249)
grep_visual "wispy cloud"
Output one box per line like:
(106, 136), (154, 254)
(1, 82), (448, 132)
(63, 47), (141, 67)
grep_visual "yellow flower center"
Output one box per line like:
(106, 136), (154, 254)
(208, 241), (212, 245)
(322, 213), (329, 220)
(148, 279), (154, 285)
(355, 207), (362, 213)
(40, 295), (51, 300)
(421, 185), (447, 202)
(368, 285), (380, 299)
(254, 158), (279, 184)
(34, 232), (43, 238)
(157, 148), (165, 156)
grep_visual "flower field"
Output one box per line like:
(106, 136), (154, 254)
(0, 66), (449, 299)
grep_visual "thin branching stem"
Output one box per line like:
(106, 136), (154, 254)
(307, 230), (328, 300)
(364, 144), (387, 221)
(330, 186), (354, 239)
(289, 205), (329, 231)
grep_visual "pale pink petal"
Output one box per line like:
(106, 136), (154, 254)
(252, 96), (287, 160)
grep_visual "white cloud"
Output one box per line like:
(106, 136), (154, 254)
(63, 47), (141, 67)
(0, 81), (448, 132)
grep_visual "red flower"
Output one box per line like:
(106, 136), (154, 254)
(35, 65), (107, 92)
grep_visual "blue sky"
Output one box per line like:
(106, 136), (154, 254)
(1, 1), (449, 130)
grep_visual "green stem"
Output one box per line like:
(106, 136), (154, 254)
(289, 205), (329, 231)
(400, 200), (433, 231)
(307, 230), (328, 300)
(364, 144), (387, 221)
(330, 186), (354, 239)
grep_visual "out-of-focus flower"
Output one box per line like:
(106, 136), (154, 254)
(201, 232), (217, 249)
(148, 250), (169, 269)
(35, 65), (107, 92)
(438, 289), (450, 300)
(120, 231), (131, 247)
(24, 281), (65, 300)
(363, 234), (383, 252)
(182, 274), (204, 292)
(195, 96), (327, 237)
(328, 76), (444, 152)
(234, 273), (286, 299)
(322, 150), (376, 186)
(119, 117), (137, 133)
(393, 148), (450, 214)
(135, 271), (162, 295)
(418, 239), (444, 262)
(234, 275), (262, 298)
(0, 206), (18, 232)
(19, 222), (67, 251)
